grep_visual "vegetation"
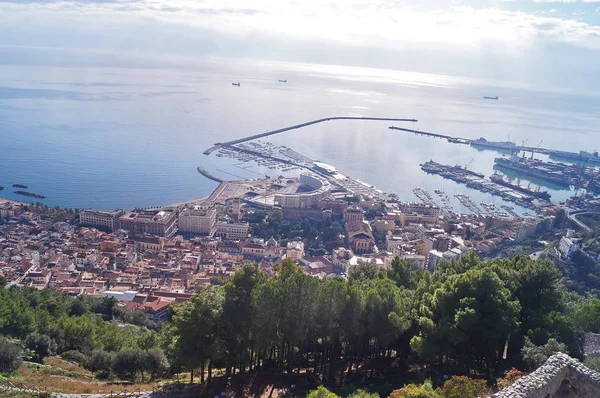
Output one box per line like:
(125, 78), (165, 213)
(0, 252), (589, 395)
(249, 210), (344, 255)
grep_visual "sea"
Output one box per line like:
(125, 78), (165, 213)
(1, 56), (600, 215)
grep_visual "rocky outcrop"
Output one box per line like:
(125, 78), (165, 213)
(493, 352), (600, 398)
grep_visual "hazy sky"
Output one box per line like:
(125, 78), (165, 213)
(1, 0), (600, 89)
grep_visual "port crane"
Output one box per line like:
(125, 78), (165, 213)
(530, 140), (543, 159)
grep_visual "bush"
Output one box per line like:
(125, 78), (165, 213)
(88, 350), (115, 374)
(584, 357), (600, 372)
(0, 338), (23, 374)
(24, 334), (57, 363)
(306, 386), (338, 398)
(144, 349), (169, 380)
(436, 376), (487, 398)
(521, 337), (567, 371)
(389, 385), (439, 398)
(112, 349), (145, 381)
(60, 350), (87, 365)
(497, 368), (527, 390)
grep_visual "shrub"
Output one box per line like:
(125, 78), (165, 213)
(584, 357), (600, 372)
(306, 386), (338, 398)
(60, 350), (87, 365)
(389, 385), (439, 398)
(24, 334), (57, 363)
(497, 368), (527, 390)
(144, 349), (169, 380)
(0, 338), (23, 374)
(521, 337), (567, 371)
(436, 376), (487, 398)
(88, 350), (115, 374)
(112, 349), (145, 381)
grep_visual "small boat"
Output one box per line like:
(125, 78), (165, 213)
(484, 96), (499, 100)
(232, 82), (240, 87)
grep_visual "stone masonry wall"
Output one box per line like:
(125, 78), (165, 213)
(493, 352), (600, 398)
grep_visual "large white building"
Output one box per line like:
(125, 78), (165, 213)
(274, 173), (331, 209)
(214, 222), (250, 240)
(178, 206), (216, 235)
(118, 209), (177, 237)
(559, 236), (580, 258)
(79, 209), (124, 231)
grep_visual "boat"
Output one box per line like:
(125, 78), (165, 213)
(494, 156), (571, 187)
(490, 172), (551, 201)
(484, 96), (499, 100)
(550, 150), (600, 165)
(232, 82), (240, 87)
(278, 79), (287, 83)
(12, 184), (28, 189)
(470, 137), (517, 152)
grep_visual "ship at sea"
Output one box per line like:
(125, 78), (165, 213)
(470, 137), (517, 152)
(278, 79), (287, 83)
(232, 82), (241, 87)
(484, 96), (499, 100)
(550, 150), (600, 165)
(494, 156), (572, 187)
(490, 172), (551, 201)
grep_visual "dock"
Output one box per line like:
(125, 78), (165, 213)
(197, 166), (224, 183)
(204, 117), (418, 155)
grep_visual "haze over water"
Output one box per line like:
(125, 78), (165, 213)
(1, 56), (599, 212)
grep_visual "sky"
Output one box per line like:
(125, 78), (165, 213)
(1, 0), (600, 89)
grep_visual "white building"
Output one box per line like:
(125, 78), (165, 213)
(426, 250), (444, 271)
(214, 222), (249, 240)
(178, 206), (216, 235)
(559, 236), (580, 258)
(274, 173), (331, 208)
(79, 209), (124, 232)
(286, 241), (305, 261)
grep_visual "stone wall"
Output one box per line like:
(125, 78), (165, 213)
(493, 352), (600, 398)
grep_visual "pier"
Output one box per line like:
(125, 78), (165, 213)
(197, 166), (224, 183)
(204, 117), (418, 155)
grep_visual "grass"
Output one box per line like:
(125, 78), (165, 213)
(4, 357), (168, 395)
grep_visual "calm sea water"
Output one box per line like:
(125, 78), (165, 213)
(1, 57), (600, 213)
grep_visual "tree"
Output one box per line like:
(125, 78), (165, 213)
(348, 390), (380, 398)
(412, 264), (520, 379)
(306, 386), (338, 398)
(573, 298), (600, 333)
(24, 333), (57, 363)
(0, 337), (23, 374)
(112, 349), (145, 381)
(144, 349), (169, 380)
(88, 350), (115, 378)
(521, 337), (566, 371)
(171, 286), (225, 383)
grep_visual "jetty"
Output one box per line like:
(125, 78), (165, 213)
(204, 116), (418, 155)
(197, 167), (224, 183)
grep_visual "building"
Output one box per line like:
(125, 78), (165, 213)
(118, 209), (177, 237)
(559, 236), (580, 258)
(426, 250), (444, 271)
(286, 241), (305, 261)
(79, 209), (124, 231)
(400, 202), (440, 225)
(274, 173), (331, 209)
(516, 222), (536, 242)
(0, 202), (24, 219)
(344, 207), (365, 223)
(214, 222), (249, 240)
(178, 206), (216, 235)
(345, 221), (375, 255)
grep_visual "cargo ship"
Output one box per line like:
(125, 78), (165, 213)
(494, 156), (571, 187)
(278, 79), (287, 83)
(470, 137), (517, 152)
(232, 82), (240, 87)
(484, 96), (499, 100)
(490, 172), (551, 201)
(550, 150), (600, 165)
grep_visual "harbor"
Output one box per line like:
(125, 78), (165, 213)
(420, 160), (552, 213)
